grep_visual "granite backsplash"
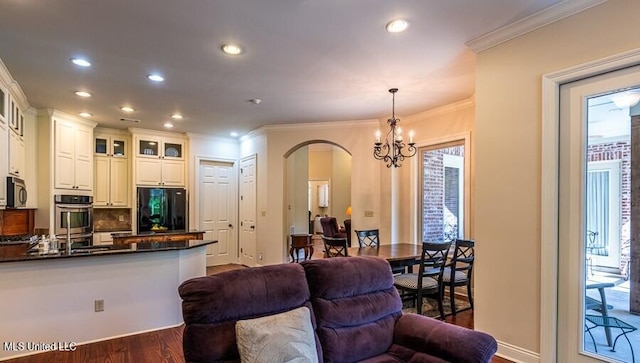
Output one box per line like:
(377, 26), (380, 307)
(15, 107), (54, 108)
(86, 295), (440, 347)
(94, 208), (132, 232)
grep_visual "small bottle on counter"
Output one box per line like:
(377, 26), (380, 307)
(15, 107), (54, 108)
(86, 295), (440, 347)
(38, 235), (50, 254)
(49, 235), (58, 254)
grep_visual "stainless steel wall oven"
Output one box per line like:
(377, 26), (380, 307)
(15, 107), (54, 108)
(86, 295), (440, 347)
(54, 195), (93, 247)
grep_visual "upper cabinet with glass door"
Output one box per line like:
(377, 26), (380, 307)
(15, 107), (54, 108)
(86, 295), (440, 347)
(95, 131), (128, 158)
(0, 86), (6, 125)
(136, 135), (184, 160)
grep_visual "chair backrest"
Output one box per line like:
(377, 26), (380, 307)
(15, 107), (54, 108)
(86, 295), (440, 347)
(322, 236), (349, 257)
(301, 256), (402, 362)
(343, 219), (352, 246)
(418, 242), (452, 284)
(451, 239), (474, 268)
(320, 217), (341, 237)
(355, 229), (380, 247)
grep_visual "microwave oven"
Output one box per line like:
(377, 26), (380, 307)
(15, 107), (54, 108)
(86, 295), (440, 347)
(7, 177), (27, 208)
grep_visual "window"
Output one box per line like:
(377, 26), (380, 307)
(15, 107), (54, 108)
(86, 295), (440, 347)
(419, 142), (465, 242)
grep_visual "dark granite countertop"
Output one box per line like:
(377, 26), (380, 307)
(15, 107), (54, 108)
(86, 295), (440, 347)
(110, 230), (206, 238)
(0, 239), (217, 263)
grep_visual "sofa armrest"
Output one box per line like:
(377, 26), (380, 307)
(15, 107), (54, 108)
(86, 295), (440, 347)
(394, 313), (497, 363)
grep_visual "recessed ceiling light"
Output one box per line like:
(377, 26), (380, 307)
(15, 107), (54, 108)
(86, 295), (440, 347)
(120, 106), (135, 112)
(170, 113), (184, 120)
(163, 122), (174, 128)
(221, 43), (243, 55)
(74, 91), (92, 98)
(71, 58), (91, 67)
(386, 19), (409, 33)
(230, 132), (239, 137)
(249, 98), (262, 105)
(147, 74), (164, 82)
(78, 112), (93, 118)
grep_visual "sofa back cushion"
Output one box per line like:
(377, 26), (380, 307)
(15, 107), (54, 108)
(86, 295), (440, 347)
(179, 263), (318, 362)
(302, 256), (402, 363)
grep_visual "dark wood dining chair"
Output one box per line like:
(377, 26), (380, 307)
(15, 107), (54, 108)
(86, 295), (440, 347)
(355, 229), (404, 274)
(393, 242), (451, 317)
(442, 239), (474, 315)
(355, 229), (380, 247)
(322, 236), (349, 257)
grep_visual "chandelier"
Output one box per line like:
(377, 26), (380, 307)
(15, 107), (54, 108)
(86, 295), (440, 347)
(373, 88), (416, 168)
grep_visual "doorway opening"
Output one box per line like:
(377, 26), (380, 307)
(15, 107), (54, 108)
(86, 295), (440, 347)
(557, 66), (640, 362)
(284, 141), (351, 260)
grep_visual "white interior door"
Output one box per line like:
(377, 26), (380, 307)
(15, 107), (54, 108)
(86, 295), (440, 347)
(558, 65), (640, 362)
(239, 155), (257, 266)
(199, 160), (237, 266)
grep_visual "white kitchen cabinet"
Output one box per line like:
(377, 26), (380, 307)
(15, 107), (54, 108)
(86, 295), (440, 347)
(94, 129), (130, 207)
(132, 131), (186, 186)
(7, 93), (24, 137)
(0, 120), (7, 207)
(0, 87), (6, 125)
(54, 118), (94, 191)
(95, 157), (129, 207)
(8, 129), (25, 178)
(95, 131), (128, 157)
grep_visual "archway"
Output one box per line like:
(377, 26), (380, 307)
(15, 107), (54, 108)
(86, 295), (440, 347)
(284, 141), (352, 258)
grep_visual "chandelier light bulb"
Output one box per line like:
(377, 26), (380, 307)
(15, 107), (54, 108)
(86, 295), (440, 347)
(375, 130), (381, 143)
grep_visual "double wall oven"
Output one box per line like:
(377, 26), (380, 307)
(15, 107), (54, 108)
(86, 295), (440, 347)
(54, 195), (93, 247)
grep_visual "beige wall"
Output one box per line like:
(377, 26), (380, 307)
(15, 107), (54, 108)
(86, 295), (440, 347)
(332, 148), (351, 224)
(241, 121), (379, 264)
(474, 0), (640, 355)
(392, 100), (475, 244)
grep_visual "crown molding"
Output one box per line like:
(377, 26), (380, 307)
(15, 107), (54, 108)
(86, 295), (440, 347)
(466, 0), (607, 53)
(186, 131), (239, 143)
(38, 108), (98, 128)
(261, 119), (379, 132)
(403, 97), (475, 124)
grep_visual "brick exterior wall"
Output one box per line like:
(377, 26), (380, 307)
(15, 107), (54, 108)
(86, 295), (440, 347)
(587, 140), (630, 272)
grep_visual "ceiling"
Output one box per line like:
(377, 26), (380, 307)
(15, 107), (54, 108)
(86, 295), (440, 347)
(0, 0), (567, 138)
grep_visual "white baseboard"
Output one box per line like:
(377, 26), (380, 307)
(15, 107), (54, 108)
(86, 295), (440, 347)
(496, 340), (540, 363)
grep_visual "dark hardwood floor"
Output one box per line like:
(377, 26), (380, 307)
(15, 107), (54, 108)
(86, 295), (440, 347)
(4, 262), (513, 363)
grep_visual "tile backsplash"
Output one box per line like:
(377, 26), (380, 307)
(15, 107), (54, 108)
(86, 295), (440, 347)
(94, 208), (132, 232)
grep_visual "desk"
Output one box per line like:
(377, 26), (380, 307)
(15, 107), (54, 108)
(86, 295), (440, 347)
(349, 243), (421, 272)
(290, 234), (314, 262)
(586, 281), (615, 347)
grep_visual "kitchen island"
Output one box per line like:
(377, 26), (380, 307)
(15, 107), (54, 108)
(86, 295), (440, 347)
(0, 239), (216, 360)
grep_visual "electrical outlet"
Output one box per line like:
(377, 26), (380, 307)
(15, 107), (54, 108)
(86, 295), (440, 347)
(118, 215), (125, 222)
(364, 211), (374, 217)
(95, 299), (104, 312)
(258, 252), (263, 260)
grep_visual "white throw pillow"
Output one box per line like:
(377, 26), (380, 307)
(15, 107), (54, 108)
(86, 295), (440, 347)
(235, 306), (319, 363)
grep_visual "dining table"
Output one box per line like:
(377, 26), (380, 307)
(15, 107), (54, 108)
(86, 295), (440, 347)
(348, 243), (421, 273)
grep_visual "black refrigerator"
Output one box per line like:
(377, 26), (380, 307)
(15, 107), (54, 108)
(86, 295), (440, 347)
(137, 187), (187, 233)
